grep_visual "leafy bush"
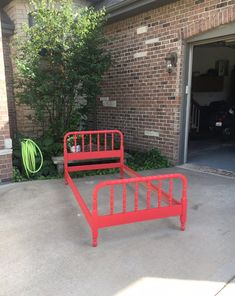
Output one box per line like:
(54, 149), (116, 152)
(13, 166), (26, 182)
(13, 147), (170, 182)
(14, 0), (111, 144)
(126, 149), (170, 171)
(70, 148), (170, 178)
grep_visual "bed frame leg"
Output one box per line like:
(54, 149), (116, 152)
(180, 199), (187, 231)
(180, 215), (186, 231)
(92, 228), (99, 247)
(64, 171), (68, 185)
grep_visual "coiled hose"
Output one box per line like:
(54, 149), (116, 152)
(21, 139), (43, 178)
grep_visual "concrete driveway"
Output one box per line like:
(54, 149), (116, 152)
(1, 167), (235, 296)
(188, 138), (235, 172)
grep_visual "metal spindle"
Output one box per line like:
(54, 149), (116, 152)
(97, 134), (100, 151)
(123, 184), (127, 213)
(90, 134), (92, 152)
(110, 185), (114, 215)
(134, 183), (138, 211)
(74, 134), (77, 151)
(82, 135), (85, 152)
(146, 181), (151, 209)
(158, 180), (162, 207)
(111, 133), (114, 150)
(104, 133), (107, 151)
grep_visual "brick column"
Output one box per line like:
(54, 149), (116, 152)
(0, 12), (13, 183)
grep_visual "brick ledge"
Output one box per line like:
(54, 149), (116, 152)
(0, 148), (12, 156)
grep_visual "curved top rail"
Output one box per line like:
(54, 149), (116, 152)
(64, 130), (123, 141)
(93, 173), (187, 196)
(63, 130), (124, 170)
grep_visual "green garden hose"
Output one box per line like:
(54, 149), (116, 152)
(21, 139), (43, 178)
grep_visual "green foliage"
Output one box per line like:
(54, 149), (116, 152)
(13, 147), (170, 182)
(126, 149), (170, 171)
(37, 135), (63, 156)
(14, 0), (111, 143)
(13, 166), (26, 182)
(36, 159), (58, 177)
(70, 168), (119, 179)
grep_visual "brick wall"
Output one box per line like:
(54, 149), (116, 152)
(2, 34), (17, 137)
(4, 0), (38, 137)
(3, 0), (88, 138)
(97, 0), (235, 163)
(0, 12), (13, 182)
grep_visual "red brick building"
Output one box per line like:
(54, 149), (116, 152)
(95, 0), (235, 164)
(0, 0), (235, 181)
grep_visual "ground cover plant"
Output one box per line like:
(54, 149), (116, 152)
(13, 148), (171, 182)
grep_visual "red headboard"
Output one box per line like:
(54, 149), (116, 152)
(64, 130), (124, 173)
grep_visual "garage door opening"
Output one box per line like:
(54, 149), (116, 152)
(187, 38), (235, 172)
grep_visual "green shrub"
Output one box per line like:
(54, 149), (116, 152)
(13, 166), (26, 182)
(13, 147), (170, 182)
(14, 0), (111, 144)
(126, 149), (170, 171)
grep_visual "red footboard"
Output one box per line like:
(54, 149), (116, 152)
(64, 130), (187, 247)
(91, 173), (187, 246)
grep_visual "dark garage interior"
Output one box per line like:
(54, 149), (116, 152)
(187, 38), (235, 172)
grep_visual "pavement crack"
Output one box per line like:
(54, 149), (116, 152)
(215, 275), (235, 295)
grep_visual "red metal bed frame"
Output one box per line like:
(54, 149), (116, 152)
(64, 130), (187, 247)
